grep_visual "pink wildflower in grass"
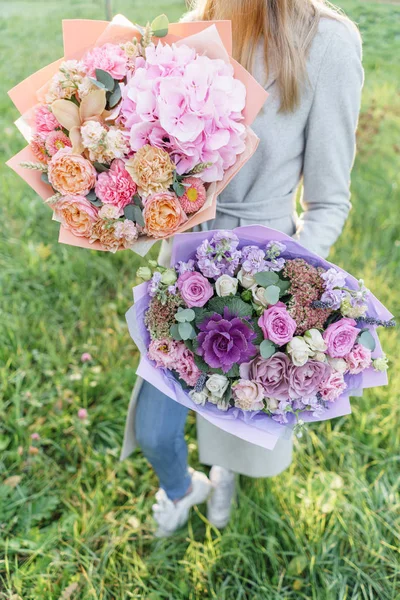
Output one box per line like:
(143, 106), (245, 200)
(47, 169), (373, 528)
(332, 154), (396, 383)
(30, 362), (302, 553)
(283, 259), (333, 335)
(35, 105), (60, 136)
(31, 432), (40, 440)
(178, 177), (207, 214)
(45, 130), (72, 156)
(78, 408), (88, 420)
(30, 135), (49, 163)
(81, 352), (92, 363)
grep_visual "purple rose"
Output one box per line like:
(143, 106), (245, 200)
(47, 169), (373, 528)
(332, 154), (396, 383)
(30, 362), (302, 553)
(289, 361), (331, 399)
(323, 317), (359, 358)
(196, 308), (257, 373)
(242, 352), (291, 401)
(177, 271), (214, 308)
(258, 302), (297, 346)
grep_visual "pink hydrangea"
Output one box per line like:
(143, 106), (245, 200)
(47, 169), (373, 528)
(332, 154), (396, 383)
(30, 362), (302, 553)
(35, 105), (60, 136)
(345, 344), (372, 374)
(95, 159), (137, 215)
(83, 43), (128, 79)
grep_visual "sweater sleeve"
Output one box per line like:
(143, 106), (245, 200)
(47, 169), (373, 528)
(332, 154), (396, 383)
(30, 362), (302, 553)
(295, 27), (364, 258)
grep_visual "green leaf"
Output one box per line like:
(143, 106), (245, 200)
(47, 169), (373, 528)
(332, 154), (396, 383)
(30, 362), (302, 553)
(175, 308), (196, 323)
(170, 324), (182, 341)
(107, 84), (122, 108)
(133, 194), (144, 209)
(264, 285), (280, 305)
(41, 172), (50, 185)
(276, 279), (291, 296)
(287, 555), (308, 576)
(178, 322), (195, 341)
(89, 77), (106, 90)
(124, 204), (145, 227)
(208, 296), (253, 318)
(86, 190), (103, 207)
(173, 181), (186, 197)
(95, 68), (115, 92)
(251, 323), (264, 346)
(151, 14), (169, 37)
(226, 364), (240, 378)
(255, 271), (279, 287)
(93, 162), (110, 173)
(358, 330), (376, 351)
(260, 340), (276, 359)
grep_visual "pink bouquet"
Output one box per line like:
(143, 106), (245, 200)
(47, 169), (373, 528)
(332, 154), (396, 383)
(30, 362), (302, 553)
(127, 226), (394, 449)
(7, 15), (267, 256)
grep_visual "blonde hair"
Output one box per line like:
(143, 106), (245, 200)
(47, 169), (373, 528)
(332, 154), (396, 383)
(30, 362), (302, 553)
(186, 0), (358, 112)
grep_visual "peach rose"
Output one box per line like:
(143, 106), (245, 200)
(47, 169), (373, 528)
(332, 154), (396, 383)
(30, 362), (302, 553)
(53, 195), (98, 237)
(125, 145), (175, 196)
(144, 192), (187, 239)
(48, 147), (97, 196)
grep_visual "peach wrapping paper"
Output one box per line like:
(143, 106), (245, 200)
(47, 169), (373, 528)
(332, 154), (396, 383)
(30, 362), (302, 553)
(7, 15), (268, 256)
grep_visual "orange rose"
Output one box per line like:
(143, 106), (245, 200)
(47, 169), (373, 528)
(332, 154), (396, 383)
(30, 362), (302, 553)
(48, 147), (96, 196)
(53, 195), (98, 237)
(125, 145), (175, 196)
(144, 192), (187, 239)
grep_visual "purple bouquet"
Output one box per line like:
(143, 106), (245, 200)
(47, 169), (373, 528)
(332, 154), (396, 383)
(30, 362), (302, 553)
(126, 226), (394, 449)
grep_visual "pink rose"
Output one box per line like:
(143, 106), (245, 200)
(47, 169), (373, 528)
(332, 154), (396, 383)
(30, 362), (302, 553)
(53, 195), (98, 237)
(232, 380), (265, 411)
(258, 302), (297, 346)
(289, 361), (330, 399)
(148, 338), (184, 369)
(176, 348), (202, 387)
(242, 352), (291, 401)
(319, 370), (347, 402)
(95, 159), (137, 215)
(177, 271), (214, 308)
(323, 318), (359, 358)
(345, 344), (372, 374)
(83, 43), (127, 79)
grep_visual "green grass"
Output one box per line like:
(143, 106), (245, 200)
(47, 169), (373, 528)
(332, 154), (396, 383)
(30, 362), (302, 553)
(0, 1), (399, 598)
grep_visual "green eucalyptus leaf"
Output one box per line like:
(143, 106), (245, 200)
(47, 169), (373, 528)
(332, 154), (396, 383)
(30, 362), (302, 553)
(93, 162), (110, 173)
(124, 204), (145, 227)
(260, 339), (277, 359)
(276, 279), (291, 296)
(95, 68), (115, 92)
(264, 285), (280, 305)
(151, 14), (169, 37)
(175, 309), (196, 323)
(358, 330), (376, 351)
(132, 194), (144, 209)
(107, 84), (122, 108)
(255, 271), (279, 287)
(178, 322), (194, 341)
(41, 172), (50, 184)
(173, 181), (186, 197)
(170, 324), (182, 341)
(89, 77), (106, 90)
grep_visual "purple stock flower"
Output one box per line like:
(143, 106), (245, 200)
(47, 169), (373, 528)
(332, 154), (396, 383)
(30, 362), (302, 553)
(241, 245), (267, 275)
(148, 271), (162, 297)
(196, 308), (257, 373)
(265, 257), (286, 272)
(321, 289), (344, 309)
(176, 259), (196, 276)
(196, 231), (242, 280)
(321, 268), (347, 290)
(265, 241), (286, 260)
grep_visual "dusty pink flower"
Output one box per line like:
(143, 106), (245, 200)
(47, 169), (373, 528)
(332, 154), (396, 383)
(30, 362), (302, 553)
(148, 338), (184, 369)
(81, 352), (92, 363)
(242, 352), (291, 401)
(179, 177), (207, 214)
(35, 105), (60, 136)
(258, 302), (297, 346)
(289, 361), (330, 399)
(323, 318), (359, 358)
(177, 271), (214, 308)
(176, 348), (202, 386)
(113, 220), (139, 248)
(83, 43), (127, 79)
(30, 135), (49, 163)
(78, 408), (88, 420)
(95, 159), (137, 214)
(48, 148), (97, 196)
(319, 371), (347, 402)
(232, 379), (265, 411)
(45, 130), (72, 156)
(346, 344), (372, 374)
(31, 432), (40, 440)
(53, 195), (98, 237)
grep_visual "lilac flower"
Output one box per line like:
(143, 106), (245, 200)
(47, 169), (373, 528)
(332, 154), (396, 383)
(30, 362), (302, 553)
(176, 259), (196, 276)
(148, 271), (162, 297)
(265, 257), (286, 272)
(241, 246), (267, 275)
(265, 241), (286, 260)
(271, 399), (291, 424)
(196, 232), (242, 280)
(321, 289), (344, 309)
(321, 268), (347, 290)
(196, 308), (257, 373)
(168, 284), (178, 295)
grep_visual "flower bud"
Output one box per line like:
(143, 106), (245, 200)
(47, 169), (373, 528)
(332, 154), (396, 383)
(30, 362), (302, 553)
(137, 266), (152, 281)
(161, 268), (177, 286)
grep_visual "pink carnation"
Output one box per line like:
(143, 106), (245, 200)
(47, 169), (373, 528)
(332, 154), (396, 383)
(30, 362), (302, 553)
(95, 159), (137, 215)
(148, 338), (184, 369)
(346, 344), (372, 374)
(319, 370), (347, 402)
(176, 347), (202, 387)
(35, 105), (60, 136)
(83, 43), (127, 79)
(179, 177), (207, 214)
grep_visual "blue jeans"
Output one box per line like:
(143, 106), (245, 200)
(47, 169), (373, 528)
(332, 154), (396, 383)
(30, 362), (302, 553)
(135, 381), (192, 501)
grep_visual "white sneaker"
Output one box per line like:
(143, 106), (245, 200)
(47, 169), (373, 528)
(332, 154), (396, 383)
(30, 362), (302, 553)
(207, 466), (236, 529)
(152, 469), (212, 537)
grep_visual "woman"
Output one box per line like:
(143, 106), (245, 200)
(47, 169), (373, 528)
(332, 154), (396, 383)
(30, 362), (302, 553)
(121, 0), (364, 537)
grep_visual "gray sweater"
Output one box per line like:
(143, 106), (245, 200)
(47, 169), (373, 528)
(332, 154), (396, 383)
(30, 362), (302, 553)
(199, 16), (364, 259)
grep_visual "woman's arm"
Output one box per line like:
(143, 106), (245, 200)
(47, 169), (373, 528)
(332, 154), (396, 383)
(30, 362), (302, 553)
(295, 25), (364, 258)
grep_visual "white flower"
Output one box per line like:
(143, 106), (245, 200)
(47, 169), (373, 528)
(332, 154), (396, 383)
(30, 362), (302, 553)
(327, 357), (348, 374)
(266, 397), (279, 411)
(287, 336), (313, 366)
(215, 274), (238, 297)
(340, 296), (368, 319)
(313, 352), (328, 363)
(304, 329), (327, 354)
(81, 121), (107, 151)
(206, 374), (229, 399)
(99, 205), (121, 220)
(77, 77), (98, 98)
(114, 220), (139, 245)
(373, 356), (389, 372)
(237, 269), (256, 289)
(189, 390), (208, 406)
(252, 286), (269, 308)
(106, 126), (129, 159)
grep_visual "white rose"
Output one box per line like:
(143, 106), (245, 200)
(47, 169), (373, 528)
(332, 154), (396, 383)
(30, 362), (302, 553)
(206, 374), (229, 399)
(266, 397), (280, 411)
(237, 269), (256, 289)
(287, 336), (313, 366)
(215, 274), (238, 297)
(189, 390), (209, 406)
(304, 329), (327, 354)
(314, 352), (328, 363)
(252, 286), (269, 308)
(327, 357), (348, 374)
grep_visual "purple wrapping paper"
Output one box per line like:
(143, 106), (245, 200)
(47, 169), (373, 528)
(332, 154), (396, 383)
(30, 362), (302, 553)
(126, 225), (393, 450)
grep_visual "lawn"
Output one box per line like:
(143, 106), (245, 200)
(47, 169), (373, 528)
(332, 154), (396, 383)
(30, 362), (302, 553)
(0, 0), (399, 598)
